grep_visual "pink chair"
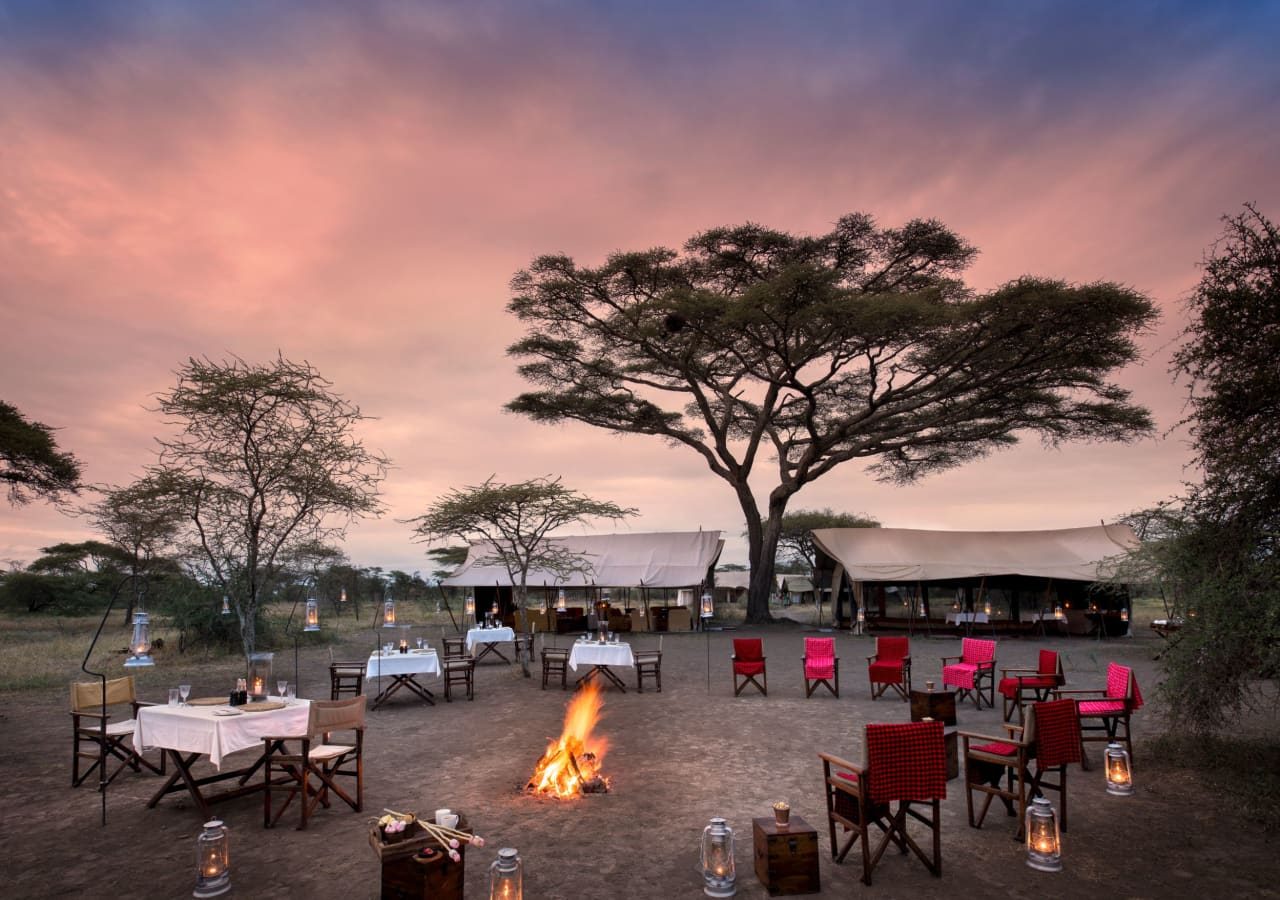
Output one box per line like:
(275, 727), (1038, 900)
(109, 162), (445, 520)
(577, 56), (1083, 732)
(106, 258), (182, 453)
(732, 639), (767, 696)
(1056, 661), (1144, 764)
(867, 637), (912, 701)
(803, 637), (839, 698)
(941, 638), (997, 709)
(998, 649), (1065, 722)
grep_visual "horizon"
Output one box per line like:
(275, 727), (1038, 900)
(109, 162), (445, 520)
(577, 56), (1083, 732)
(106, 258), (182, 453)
(3, 1), (1278, 571)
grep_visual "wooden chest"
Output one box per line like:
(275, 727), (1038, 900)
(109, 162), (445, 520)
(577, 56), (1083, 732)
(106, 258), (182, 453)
(369, 815), (468, 900)
(753, 815), (820, 896)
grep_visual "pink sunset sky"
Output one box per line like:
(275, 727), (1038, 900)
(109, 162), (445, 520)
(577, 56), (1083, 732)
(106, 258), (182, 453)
(3, 2), (1278, 573)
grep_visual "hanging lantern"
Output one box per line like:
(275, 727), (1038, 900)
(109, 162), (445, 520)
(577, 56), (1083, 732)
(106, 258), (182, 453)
(247, 652), (273, 699)
(489, 847), (523, 900)
(701, 816), (736, 897)
(555, 590), (567, 612)
(1104, 742), (1134, 796)
(700, 591), (714, 618)
(491, 600), (499, 617)
(983, 600), (993, 616)
(1053, 604), (1066, 621)
(304, 599), (320, 632)
(193, 818), (230, 897)
(339, 587), (348, 603)
(1024, 797), (1062, 872)
(383, 597), (397, 628)
(856, 606), (866, 629)
(123, 611), (155, 668)
(1120, 607), (1130, 623)
(220, 595), (231, 616)
(465, 595), (476, 620)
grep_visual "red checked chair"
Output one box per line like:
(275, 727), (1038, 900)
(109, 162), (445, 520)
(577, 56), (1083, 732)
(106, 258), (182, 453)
(941, 638), (997, 709)
(961, 698), (1081, 838)
(803, 637), (839, 698)
(70, 675), (165, 789)
(820, 720), (946, 886)
(1056, 661), (1143, 764)
(732, 638), (767, 696)
(867, 637), (912, 701)
(998, 649), (1065, 722)
(263, 696), (366, 830)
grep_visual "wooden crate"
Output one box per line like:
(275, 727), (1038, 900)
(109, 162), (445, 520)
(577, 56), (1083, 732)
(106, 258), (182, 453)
(753, 815), (820, 896)
(368, 814), (469, 900)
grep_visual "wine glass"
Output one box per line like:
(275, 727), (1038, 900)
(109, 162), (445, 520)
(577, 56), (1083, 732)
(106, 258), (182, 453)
(277, 679), (288, 701)
(178, 684), (191, 706)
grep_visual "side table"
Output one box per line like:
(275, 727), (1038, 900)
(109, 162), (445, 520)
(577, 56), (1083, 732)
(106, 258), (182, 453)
(753, 815), (820, 895)
(910, 688), (959, 780)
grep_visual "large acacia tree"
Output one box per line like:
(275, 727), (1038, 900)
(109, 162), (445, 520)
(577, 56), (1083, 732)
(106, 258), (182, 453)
(147, 356), (389, 659)
(507, 213), (1157, 621)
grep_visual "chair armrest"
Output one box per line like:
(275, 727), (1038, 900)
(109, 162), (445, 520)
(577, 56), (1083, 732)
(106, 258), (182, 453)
(70, 711), (110, 721)
(959, 729), (1020, 745)
(818, 751), (863, 774)
(1000, 666), (1036, 676)
(1053, 688), (1104, 696)
(1003, 723), (1025, 736)
(866, 654), (879, 663)
(939, 655), (960, 664)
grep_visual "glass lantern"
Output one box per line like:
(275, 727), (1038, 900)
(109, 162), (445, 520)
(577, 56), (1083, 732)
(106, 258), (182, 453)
(465, 595), (476, 621)
(489, 847), (523, 900)
(123, 611), (155, 668)
(339, 587), (348, 603)
(1053, 604), (1066, 621)
(304, 599), (320, 632)
(247, 652), (273, 699)
(555, 590), (567, 612)
(700, 591), (714, 619)
(383, 597), (397, 628)
(220, 595), (231, 616)
(193, 818), (230, 897)
(1104, 742), (1134, 795)
(1024, 797), (1062, 872)
(701, 816), (737, 897)
(984, 600), (993, 616)
(1120, 607), (1130, 623)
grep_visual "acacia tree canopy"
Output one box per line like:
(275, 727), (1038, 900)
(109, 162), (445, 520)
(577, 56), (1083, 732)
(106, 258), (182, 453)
(506, 213), (1157, 621)
(146, 355), (389, 659)
(407, 475), (635, 606)
(87, 476), (185, 624)
(0, 400), (83, 505)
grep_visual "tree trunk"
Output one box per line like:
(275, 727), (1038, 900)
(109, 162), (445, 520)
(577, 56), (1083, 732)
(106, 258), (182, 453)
(515, 580), (531, 678)
(740, 485), (794, 624)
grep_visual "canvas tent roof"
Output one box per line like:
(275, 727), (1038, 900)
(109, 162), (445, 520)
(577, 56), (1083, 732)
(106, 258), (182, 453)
(777, 575), (815, 593)
(811, 524), (1138, 584)
(713, 570), (752, 590)
(441, 531), (724, 589)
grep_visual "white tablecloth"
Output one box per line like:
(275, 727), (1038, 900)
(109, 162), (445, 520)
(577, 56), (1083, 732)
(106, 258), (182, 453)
(569, 641), (635, 671)
(945, 612), (990, 625)
(367, 649), (441, 679)
(134, 701), (311, 769)
(466, 626), (514, 652)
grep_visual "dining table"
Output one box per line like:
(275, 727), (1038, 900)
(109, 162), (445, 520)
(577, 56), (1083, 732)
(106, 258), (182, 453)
(134, 698), (311, 819)
(366, 648), (440, 709)
(568, 638), (635, 691)
(465, 625), (515, 663)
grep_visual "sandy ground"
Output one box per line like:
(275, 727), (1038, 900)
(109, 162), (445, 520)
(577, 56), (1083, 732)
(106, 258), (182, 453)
(4, 622), (1278, 899)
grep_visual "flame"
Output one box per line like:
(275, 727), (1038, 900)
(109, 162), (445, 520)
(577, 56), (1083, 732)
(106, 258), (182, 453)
(528, 682), (609, 798)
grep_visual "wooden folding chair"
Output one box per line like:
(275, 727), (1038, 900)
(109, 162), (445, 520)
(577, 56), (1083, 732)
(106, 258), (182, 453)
(867, 637), (911, 701)
(70, 675), (165, 789)
(941, 637), (997, 709)
(804, 637), (839, 698)
(635, 637), (663, 693)
(263, 697), (365, 830)
(998, 649), (1064, 722)
(732, 638), (767, 696)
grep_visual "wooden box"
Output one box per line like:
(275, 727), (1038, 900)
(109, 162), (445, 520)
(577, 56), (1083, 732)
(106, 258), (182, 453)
(369, 814), (468, 900)
(910, 688), (957, 726)
(753, 815), (820, 896)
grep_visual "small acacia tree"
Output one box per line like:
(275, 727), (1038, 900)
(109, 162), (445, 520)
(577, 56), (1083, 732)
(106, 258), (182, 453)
(764, 508), (879, 620)
(506, 213), (1157, 622)
(1, 400), (83, 505)
(87, 476), (185, 624)
(147, 355), (389, 660)
(408, 476), (635, 673)
(1152, 204), (1280, 733)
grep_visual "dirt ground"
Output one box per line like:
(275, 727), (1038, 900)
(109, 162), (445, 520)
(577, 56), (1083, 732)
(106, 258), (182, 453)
(4, 623), (1279, 899)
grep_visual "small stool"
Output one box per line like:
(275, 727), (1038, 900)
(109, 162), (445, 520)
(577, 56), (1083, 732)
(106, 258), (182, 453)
(443, 657), (475, 702)
(329, 661), (366, 700)
(541, 648), (569, 690)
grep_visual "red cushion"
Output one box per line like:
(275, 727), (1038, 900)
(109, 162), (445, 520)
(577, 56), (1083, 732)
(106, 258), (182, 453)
(835, 770), (859, 785)
(733, 638), (764, 661)
(971, 741), (1019, 757)
(865, 721), (947, 803)
(734, 660), (765, 677)
(869, 661), (904, 684)
(1032, 699), (1082, 767)
(875, 637), (910, 662)
(1078, 699), (1126, 715)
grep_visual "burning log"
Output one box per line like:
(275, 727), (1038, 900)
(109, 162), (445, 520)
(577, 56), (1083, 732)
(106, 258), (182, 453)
(526, 683), (611, 798)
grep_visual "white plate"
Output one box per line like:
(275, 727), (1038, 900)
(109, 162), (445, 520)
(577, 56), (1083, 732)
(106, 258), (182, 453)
(212, 709), (243, 716)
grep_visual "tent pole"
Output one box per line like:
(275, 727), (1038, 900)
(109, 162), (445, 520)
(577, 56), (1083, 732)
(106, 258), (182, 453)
(436, 584), (458, 632)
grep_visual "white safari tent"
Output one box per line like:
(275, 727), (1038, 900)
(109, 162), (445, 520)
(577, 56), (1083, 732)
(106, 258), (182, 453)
(810, 524), (1139, 634)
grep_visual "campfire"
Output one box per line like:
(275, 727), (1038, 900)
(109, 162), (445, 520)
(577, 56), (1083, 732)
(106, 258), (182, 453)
(526, 682), (610, 797)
